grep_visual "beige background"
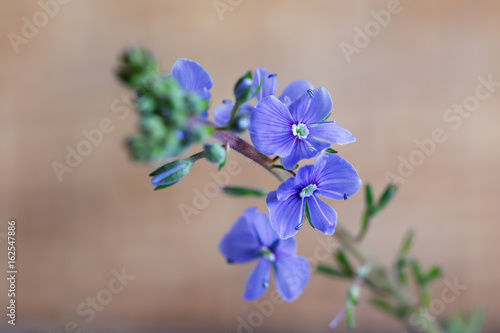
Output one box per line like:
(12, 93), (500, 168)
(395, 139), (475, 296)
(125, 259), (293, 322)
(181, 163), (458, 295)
(1, 1), (500, 332)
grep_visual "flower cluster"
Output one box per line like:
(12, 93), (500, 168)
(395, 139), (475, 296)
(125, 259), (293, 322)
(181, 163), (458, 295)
(118, 47), (361, 303)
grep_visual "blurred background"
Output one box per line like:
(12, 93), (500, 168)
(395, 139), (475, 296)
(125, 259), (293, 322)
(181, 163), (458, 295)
(1, 1), (500, 332)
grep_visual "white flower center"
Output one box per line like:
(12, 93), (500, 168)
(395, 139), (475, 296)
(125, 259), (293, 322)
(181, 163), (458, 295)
(260, 246), (276, 262)
(292, 123), (309, 139)
(300, 184), (317, 198)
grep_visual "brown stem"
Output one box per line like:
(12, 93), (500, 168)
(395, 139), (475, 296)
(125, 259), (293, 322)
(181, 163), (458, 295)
(212, 127), (445, 333)
(212, 131), (289, 182)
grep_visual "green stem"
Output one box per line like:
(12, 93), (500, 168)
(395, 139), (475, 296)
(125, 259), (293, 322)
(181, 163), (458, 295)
(212, 129), (446, 333)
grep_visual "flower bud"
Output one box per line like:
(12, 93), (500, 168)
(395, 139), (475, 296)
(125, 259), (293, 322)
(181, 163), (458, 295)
(234, 71), (256, 104)
(203, 143), (226, 164)
(228, 114), (250, 133)
(149, 158), (194, 190)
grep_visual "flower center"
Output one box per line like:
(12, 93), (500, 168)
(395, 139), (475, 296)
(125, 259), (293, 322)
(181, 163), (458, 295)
(260, 246), (276, 262)
(292, 123), (309, 139)
(300, 184), (317, 198)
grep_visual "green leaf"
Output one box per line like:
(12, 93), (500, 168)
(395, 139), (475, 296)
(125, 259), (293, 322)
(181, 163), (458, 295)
(316, 265), (353, 278)
(374, 183), (397, 214)
(371, 297), (396, 316)
(399, 231), (414, 259)
(222, 186), (267, 197)
(365, 184), (374, 208)
(325, 148), (338, 154)
(425, 266), (442, 283)
(336, 249), (354, 275)
(305, 201), (315, 229)
(411, 259), (425, 285)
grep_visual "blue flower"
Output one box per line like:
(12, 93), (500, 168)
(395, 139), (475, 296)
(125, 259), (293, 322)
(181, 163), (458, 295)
(171, 58), (214, 100)
(249, 87), (356, 170)
(213, 67), (314, 125)
(219, 207), (310, 302)
(266, 154), (362, 239)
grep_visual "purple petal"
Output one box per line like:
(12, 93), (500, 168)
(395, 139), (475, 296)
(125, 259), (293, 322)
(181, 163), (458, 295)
(250, 96), (296, 156)
(171, 58), (213, 99)
(288, 87), (333, 124)
(281, 137), (330, 170)
(309, 121), (356, 145)
(276, 177), (301, 201)
(275, 237), (297, 257)
(266, 191), (305, 239)
(279, 80), (314, 105)
(307, 195), (337, 235)
(243, 207), (278, 248)
(315, 154), (362, 201)
(294, 164), (318, 188)
(274, 255), (311, 302)
(244, 259), (271, 301)
(213, 101), (253, 126)
(219, 215), (260, 264)
(254, 67), (278, 101)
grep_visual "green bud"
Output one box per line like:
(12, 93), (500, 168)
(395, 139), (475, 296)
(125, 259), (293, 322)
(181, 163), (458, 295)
(137, 95), (156, 114)
(234, 71), (255, 104)
(228, 114), (250, 133)
(204, 143), (226, 164)
(149, 158), (194, 190)
(141, 115), (166, 139)
(348, 286), (361, 305)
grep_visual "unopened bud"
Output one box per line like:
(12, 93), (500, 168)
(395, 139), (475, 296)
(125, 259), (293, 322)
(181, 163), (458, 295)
(149, 158), (194, 190)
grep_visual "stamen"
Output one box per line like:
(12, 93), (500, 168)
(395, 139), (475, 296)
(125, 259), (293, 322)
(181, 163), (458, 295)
(300, 184), (318, 198)
(268, 73), (277, 78)
(344, 193), (349, 200)
(222, 99), (231, 104)
(260, 246), (276, 262)
(307, 89), (314, 98)
(292, 123), (309, 139)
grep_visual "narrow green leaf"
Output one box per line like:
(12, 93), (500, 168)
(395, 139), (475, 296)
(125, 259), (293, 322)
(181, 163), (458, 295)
(374, 183), (397, 213)
(305, 201), (315, 229)
(325, 148), (338, 154)
(365, 184), (374, 208)
(222, 186), (267, 197)
(336, 249), (354, 275)
(399, 231), (414, 259)
(316, 265), (353, 278)
(411, 259), (425, 285)
(425, 266), (442, 283)
(371, 297), (395, 316)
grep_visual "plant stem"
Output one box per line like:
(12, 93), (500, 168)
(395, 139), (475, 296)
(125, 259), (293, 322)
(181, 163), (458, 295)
(213, 129), (446, 333)
(213, 131), (288, 182)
